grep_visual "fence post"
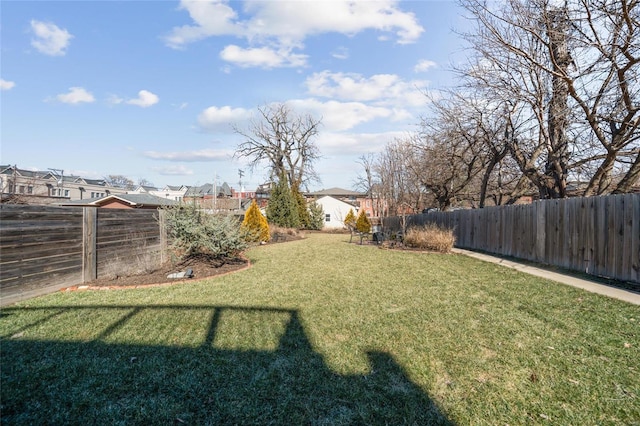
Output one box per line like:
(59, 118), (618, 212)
(535, 201), (546, 263)
(83, 207), (97, 283)
(159, 209), (167, 264)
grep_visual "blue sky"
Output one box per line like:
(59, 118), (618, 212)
(1, 0), (469, 192)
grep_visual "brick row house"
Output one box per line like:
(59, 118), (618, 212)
(0, 165), (127, 204)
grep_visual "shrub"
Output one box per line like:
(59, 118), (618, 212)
(344, 208), (356, 229)
(267, 173), (300, 228)
(164, 203), (247, 260)
(241, 199), (270, 242)
(307, 200), (325, 230)
(269, 225), (304, 240)
(292, 185), (312, 229)
(355, 209), (371, 233)
(403, 224), (455, 253)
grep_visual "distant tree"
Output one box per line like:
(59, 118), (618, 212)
(106, 175), (135, 190)
(234, 103), (322, 189)
(138, 178), (155, 188)
(308, 200), (325, 230)
(241, 199), (270, 242)
(292, 183), (312, 229)
(266, 173), (300, 228)
(344, 208), (357, 230)
(354, 153), (382, 218)
(355, 209), (371, 234)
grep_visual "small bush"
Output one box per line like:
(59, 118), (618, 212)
(165, 204), (247, 260)
(307, 201), (325, 230)
(344, 208), (356, 229)
(404, 224), (455, 253)
(241, 199), (270, 242)
(355, 209), (371, 233)
(269, 225), (304, 240)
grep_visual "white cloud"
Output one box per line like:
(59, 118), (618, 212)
(286, 98), (396, 132)
(151, 165), (195, 176)
(144, 148), (233, 162)
(220, 45), (307, 68)
(316, 131), (408, 155)
(166, 1), (423, 67)
(331, 46), (349, 60)
(0, 79), (16, 90)
(164, 0), (241, 49)
(30, 20), (73, 56)
(197, 105), (251, 132)
(107, 94), (124, 105)
(414, 59), (437, 72)
(55, 87), (95, 104)
(126, 90), (159, 107)
(304, 71), (428, 107)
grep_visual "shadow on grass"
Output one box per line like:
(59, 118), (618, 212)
(1, 305), (453, 425)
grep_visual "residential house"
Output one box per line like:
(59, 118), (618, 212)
(58, 193), (178, 209)
(313, 195), (359, 229)
(153, 185), (189, 202)
(183, 182), (250, 212)
(306, 187), (380, 216)
(0, 165), (126, 204)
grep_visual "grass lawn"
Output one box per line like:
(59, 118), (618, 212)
(1, 233), (638, 425)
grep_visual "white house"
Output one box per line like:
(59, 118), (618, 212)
(314, 195), (358, 229)
(130, 184), (189, 202)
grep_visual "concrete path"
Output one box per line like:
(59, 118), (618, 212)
(452, 248), (640, 306)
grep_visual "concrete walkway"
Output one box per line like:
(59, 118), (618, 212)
(452, 248), (640, 306)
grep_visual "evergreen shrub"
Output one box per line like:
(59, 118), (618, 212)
(308, 201), (325, 230)
(355, 209), (371, 233)
(164, 203), (247, 260)
(267, 173), (300, 228)
(241, 199), (270, 242)
(344, 208), (356, 230)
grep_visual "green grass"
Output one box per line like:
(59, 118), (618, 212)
(1, 233), (639, 425)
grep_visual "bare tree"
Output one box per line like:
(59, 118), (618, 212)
(138, 178), (155, 188)
(234, 103), (322, 189)
(374, 138), (424, 216)
(105, 175), (135, 190)
(459, 0), (640, 197)
(354, 153), (382, 218)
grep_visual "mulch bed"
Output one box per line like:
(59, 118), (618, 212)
(64, 255), (250, 290)
(62, 235), (305, 291)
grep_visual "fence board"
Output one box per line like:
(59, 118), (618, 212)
(1, 205), (167, 305)
(632, 195), (640, 283)
(383, 193), (640, 284)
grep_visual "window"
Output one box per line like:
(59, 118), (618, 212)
(19, 185), (25, 193)
(27, 186), (33, 194)
(325, 214), (331, 222)
(64, 189), (69, 197)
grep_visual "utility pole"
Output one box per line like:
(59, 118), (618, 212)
(238, 169), (244, 210)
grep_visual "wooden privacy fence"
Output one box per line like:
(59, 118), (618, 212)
(383, 194), (640, 284)
(0, 205), (166, 305)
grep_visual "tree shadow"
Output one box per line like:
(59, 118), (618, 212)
(1, 305), (454, 425)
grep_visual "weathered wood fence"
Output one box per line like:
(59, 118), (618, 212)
(383, 194), (640, 284)
(0, 205), (166, 305)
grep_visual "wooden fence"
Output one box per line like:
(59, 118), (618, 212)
(383, 193), (640, 284)
(0, 205), (166, 305)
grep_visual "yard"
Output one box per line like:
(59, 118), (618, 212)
(1, 233), (638, 424)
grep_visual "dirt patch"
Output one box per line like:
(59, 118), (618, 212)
(80, 254), (249, 289)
